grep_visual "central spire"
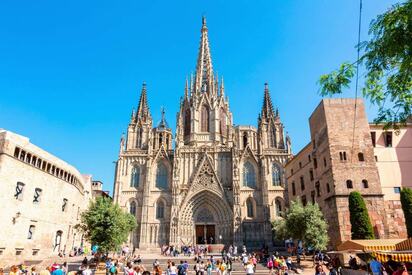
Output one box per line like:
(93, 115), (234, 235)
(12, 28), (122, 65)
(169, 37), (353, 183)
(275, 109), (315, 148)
(195, 16), (214, 94)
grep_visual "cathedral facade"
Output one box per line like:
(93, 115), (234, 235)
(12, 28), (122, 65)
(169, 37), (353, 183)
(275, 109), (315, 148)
(112, 18), (292, 250)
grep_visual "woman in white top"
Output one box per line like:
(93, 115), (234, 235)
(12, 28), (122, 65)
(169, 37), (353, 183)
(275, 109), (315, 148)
(244, 261), (254, 275)
(169, 262), (177, 275)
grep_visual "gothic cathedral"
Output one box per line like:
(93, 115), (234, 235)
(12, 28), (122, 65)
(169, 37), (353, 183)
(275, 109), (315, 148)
(113, 18), (292, 250)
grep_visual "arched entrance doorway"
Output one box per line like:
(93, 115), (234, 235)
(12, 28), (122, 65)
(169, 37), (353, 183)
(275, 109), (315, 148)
(178, 190), (233, 246)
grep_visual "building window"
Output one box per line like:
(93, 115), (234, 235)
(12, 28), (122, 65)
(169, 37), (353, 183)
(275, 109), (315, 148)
(292, 182), (296, 196)
(54, 231), (63, 252)
(313, 158), (318, 169)
(309, 169), (314, 181)
(394, 187), (401, 194)
(358, 153), (365, 162)
(291, 169), (294, 175)
(300, 176), (305, 191)
(362, 179), (369, 188)
(272, 163), (281, 186)
(275, 200), (282, 217)
(311, 191), (315, 204)
(28, 225), (35, 239)
(243, 161), (256, 188)
(156, 201), (165, 219)
(299, 162), (302, 168)
(326, 183), (330, 193)
(185, 109), (192, 136)
(339, 152), (348, 161)
(156, 163), (168, 189)
(33, 188), (42, 204)
(201, 105), (210, 132)
(346, 180), (353, 189)
(308, 155), (311, 162)
(371, 132), (376, 147)
(130, 166), (140, 188)
(15, 182), (25, 201)
(62, 198), (68, 212)
(315, 181), (321, 197)
(301, 195), (307, 206)
(14, 147), (20, 158)
(243, 133), (248, 148)
(384, 132), (393, 147)
(323, 158), (327, 167)
(130, 201), (136, 216)
(375, 156), (378, 161)
(220, 108), (226, 136)
(246, 198), (254, 218)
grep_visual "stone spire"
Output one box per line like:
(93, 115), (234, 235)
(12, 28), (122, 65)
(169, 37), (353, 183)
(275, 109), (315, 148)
(136, 82), (151, 122)
(261, 83), (275, 120)
(184, 78), (189, 100)
(195, 16), (214, 95)
(220, 76), (225, 97)
(157, 107), (169, 130)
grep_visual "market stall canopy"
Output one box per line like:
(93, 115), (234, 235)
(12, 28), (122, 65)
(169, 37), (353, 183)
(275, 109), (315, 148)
(372, 251), (412, 262)
(396, 238), (412, 251)
(337, 239), (405, 252)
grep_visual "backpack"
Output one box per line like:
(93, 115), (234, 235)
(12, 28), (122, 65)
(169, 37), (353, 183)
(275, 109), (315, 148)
(267, 260), (273, 269)
(109, 266), (116, 274)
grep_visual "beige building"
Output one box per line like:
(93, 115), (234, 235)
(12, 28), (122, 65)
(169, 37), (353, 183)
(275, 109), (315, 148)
(285, 98), (408, 249)
(0, 129), (94, 263)
(113, 18), (292, 250)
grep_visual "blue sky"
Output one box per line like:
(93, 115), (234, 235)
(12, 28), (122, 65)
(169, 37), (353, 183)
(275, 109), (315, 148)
(0, 0), (399, 194)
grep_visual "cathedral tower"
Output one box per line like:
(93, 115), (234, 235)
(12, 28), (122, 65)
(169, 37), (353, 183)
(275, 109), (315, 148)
(113, 17), (292, 251)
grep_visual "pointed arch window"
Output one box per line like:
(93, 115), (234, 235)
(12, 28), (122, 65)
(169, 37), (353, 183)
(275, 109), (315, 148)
(243, 161), (256, 188)
(130, 201), (137, 216)
(130, 166), (140, 188)
(156, 163), (168, 189)
(271, 128), (277, 147)
(201, 105), (210, 132)
(272, 163), (282, 186)
(246, 198), (254, 218)
(275, 200), (282, 217)
(220, 109), (226, 136)
(243, 133), (248, 148)
(184, 109), (191, 136)
(156, 200), (165, 219)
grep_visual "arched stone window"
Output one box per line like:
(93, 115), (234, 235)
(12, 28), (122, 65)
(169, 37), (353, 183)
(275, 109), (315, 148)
(130, 201), (137, 216)
(184, 109), (191, 136)
(156, 163), (168, 189)
(220, 109), (226, 136)
(362, 179), (369, 188)
(271, 128), (277, 147)
(201, 105), (210, 132)
(246, 198), (254, 218)
(130, 166), (140, 188)
(275, 200), (282, 217)
(156, 200), (165, 219)
(272, 163), (282, 186)
(243, 133), (248, 148)
(243, 161), (256, 188)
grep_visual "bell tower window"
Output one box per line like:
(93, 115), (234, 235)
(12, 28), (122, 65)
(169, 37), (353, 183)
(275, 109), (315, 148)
(201, 105), (210, 132)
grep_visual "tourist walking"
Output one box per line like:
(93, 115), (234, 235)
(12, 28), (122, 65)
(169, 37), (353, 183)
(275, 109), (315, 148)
(244, 260), (255, 275)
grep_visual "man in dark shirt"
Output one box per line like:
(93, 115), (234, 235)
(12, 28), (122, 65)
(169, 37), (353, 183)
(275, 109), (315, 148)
(386, 255), (399, 275)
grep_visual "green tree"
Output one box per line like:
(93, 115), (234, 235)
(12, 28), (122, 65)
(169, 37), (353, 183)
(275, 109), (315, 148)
(76, 197), (136, 253)
(319, 1), (412, 128)
(272, 200), (329, 250)
(348, 191), (374, 239)
(400, 187), (412, 237)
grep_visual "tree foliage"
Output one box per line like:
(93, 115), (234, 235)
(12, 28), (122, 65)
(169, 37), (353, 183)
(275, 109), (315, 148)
(76, 197), (136, 253)
(400, 187), (412, 237)
(272, 200), (329, 250)
(348, 191), (375, 239)
(318, 1), (412, 128)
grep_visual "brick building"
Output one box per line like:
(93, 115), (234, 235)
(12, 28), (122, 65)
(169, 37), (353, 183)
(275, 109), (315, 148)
(285, 98), (408, 248)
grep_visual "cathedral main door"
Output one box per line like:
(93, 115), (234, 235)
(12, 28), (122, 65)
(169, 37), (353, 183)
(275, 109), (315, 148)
(195, 224), (215, 244)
